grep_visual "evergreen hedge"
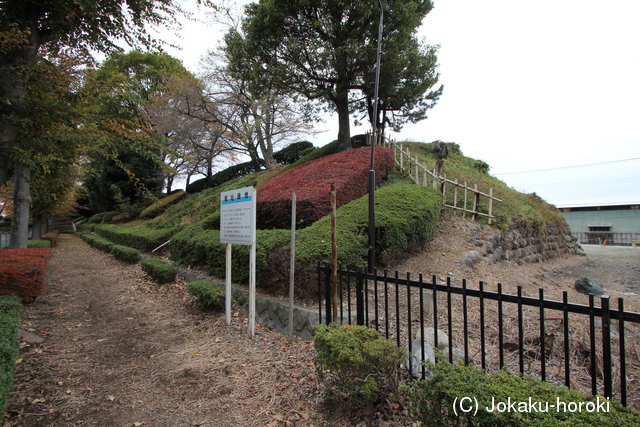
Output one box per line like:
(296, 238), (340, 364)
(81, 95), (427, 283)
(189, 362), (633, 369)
(409, 360), (640, 426)
(140, 258), (177, 284)
(170, 225), (290, 292)
(93, 224), (176, 252)
(187, 280), (225, 309)
(170, 183), (441, 299)
(0, 295), (22, 413)
(292, 184), (443, 296)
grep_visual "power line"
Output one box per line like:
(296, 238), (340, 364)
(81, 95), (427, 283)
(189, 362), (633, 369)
(494, 157), (640, 175)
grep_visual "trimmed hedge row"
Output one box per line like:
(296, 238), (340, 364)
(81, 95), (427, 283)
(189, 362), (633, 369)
(0, 295), (22, 413)
(170, 225), (290, 292)
(140, 258), (177, 284)
(296, 183), (441, 265)
(92, 224), (176, 252)
(256, 147), (395, 229)
(77, 233), (140, 263)
(171, 183), (442, 299)
(0, 248), (50, 299)
(289, 184), (442, 297)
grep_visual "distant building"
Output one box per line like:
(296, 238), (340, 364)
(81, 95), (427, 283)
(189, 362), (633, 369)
(559, 203), (640, 246)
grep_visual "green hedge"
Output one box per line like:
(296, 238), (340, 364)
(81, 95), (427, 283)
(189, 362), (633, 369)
(0, 295), (22, 413)
(77, 233), (139, 263)
(187, 280), (225, 309)
(27, 239), (51, 248)
(170, 225), (290, 292)
(78, 232), (115, 253)
(93, 224), (177, 252)
(409, 361), (640, 427)
(292, 184), (443, 296)
(170, 183), (441, 299)
(140, 258), (177, 284)
(314, 324), (405, 406)
(110, 244), (140, 263)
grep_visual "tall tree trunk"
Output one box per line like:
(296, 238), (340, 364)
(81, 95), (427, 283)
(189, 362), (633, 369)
(335, 86), (352, 152)
(32, 212), (45, 240)
(10, 163), (31, 248)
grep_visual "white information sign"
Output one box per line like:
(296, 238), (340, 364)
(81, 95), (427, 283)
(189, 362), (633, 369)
(220, 187), (255, 245)
(220, 186), (257, 337)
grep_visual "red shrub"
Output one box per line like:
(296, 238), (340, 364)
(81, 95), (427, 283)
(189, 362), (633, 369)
(256, 147), (395, 229)
(0, 248), (51, 265)
(0, 248), (50, 299)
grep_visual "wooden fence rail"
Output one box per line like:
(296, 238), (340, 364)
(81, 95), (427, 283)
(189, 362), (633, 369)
(374, 133), (502, 223)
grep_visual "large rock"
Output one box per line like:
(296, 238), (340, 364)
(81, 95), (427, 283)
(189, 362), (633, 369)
(405, 339), (436, 378)
(575, 277), (605, 296)
(423, 327), (449, 350)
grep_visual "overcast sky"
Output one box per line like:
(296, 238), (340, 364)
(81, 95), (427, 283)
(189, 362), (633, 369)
(163, 0), (640, 208)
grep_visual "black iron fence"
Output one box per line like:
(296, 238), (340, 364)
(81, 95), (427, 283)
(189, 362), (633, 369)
(317, 262), (640, 408)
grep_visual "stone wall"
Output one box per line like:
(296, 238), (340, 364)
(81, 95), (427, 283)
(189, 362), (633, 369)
(465, 223), (585, 268)
(178, 268), (319, 340)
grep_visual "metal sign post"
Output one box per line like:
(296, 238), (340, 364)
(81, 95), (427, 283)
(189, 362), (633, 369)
(220, 186), (257, 337)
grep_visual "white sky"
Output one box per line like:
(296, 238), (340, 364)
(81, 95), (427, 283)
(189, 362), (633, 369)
(162, 0), (640, 208)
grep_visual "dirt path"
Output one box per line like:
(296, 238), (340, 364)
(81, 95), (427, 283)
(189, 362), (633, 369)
(5, 225), (640, 425)
(4, 234), (328, 427)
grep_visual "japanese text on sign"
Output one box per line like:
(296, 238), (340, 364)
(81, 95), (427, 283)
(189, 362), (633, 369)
(220, 187), (255, 245)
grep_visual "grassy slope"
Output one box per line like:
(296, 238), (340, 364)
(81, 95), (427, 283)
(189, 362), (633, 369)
(116, 140), (567, 255)
(389, 141), (566, 231)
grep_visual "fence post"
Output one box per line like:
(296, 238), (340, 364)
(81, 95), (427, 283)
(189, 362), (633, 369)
(356, 267), (365, 325)
(473, 184), (479, 221)
(463, 182), (468, 218)
(324, 262), (332, 324)
(488, 188), (494, 224)
(602, 296), (612, 399)
(454, 179), (458, 214)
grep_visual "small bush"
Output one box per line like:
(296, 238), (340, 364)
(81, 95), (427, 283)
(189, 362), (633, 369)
(408, 361), (640, 427)
(186, 160), (264, 194)
(27, 239), (52, 248)
(187, 280), (225, 309)
(101, 211), (121, 223)
(273, 140), (315, 164)
(140, 257), (177, 284)
(314, 324), (405, 406)
(109, 244), (140, 263)
(0, 249), (49, 299)
(42, 231), (59, 246)
(0, 295), (22, 413)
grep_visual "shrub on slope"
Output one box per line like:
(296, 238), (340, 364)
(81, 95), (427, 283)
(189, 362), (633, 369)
(256, 147), (395, 229)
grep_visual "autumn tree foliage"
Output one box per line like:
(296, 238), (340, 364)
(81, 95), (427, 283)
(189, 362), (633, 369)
(0, 0), (206, 248)
(256, 147), (395, 229)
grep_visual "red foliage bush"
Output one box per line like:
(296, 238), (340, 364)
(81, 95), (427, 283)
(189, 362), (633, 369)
(256, 147), (395, 229)
(0, 248), (50, 299)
